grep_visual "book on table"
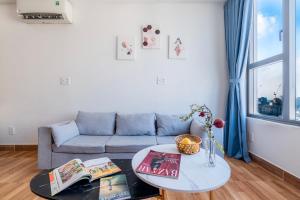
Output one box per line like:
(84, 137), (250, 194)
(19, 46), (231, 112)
(49, 157), (121, 196)
(135, 150), (181, 179)
(99, 174), (131, 200)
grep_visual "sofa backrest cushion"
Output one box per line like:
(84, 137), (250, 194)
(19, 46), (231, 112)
(75, 111), (116, 136)
(116, 113), (156, 136)
(156, 114), (192, 136)
(51, 121), (79, 147)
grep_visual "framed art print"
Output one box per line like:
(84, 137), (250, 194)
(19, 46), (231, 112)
(142, 25), (161, 49)
(169, 36), (186, 59)
(117, 36), (136, 60)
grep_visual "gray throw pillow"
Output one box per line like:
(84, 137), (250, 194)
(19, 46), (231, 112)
(156, 114), (192, 136)
(116, 113), (156, 136)
(51, 121), (79, 147)
(75, 111), (116, 135)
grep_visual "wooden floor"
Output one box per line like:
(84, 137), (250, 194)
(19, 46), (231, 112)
(0, 151), (299, 200)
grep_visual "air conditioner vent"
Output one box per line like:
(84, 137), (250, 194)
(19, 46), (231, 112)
(17, 0), (72, 24)
(22, 13), (64, 20)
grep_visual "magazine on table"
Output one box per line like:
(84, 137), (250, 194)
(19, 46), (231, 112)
(49, 157), (121, 196)
(99, 174), (131, 200)
(135, 150), (181, 179)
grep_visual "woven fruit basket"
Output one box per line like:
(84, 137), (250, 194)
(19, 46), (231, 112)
(175, 134), (202, 155)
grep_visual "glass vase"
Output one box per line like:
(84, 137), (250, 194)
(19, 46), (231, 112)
(205, 134), (216, 167)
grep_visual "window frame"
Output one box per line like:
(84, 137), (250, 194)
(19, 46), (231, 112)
(247, 0), (300, 126)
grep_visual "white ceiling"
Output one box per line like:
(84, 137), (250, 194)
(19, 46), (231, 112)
(0, 0), (226, 4)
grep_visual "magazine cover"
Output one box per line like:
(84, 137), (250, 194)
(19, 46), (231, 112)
(135, 150), (181, 179)
(99, 174), (131, 200)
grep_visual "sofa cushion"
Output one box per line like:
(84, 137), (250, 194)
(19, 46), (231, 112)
(156, 114), (192, 136)
(156, 136), (176, 145)
(75, 111), (116, 136)
(116, 113), (156, 136)
(52, 135), (112, 154)
(51, 121), (79, 147)
(105, 136), (157, 153)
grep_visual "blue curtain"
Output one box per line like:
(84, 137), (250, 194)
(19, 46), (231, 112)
(224, 0), (253, 162)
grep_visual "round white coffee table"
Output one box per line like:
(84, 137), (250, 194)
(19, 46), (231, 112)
(131, 144), (231, 200)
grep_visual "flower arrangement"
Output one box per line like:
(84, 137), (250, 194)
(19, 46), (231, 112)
(181, 104), (225, 155)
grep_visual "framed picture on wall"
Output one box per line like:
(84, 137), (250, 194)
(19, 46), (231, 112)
(142, 25), (161, 49)
(117, 36), (136, 60)
(168, 36), (186, 59)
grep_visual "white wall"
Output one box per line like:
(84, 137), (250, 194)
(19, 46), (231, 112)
(248, 118), (300, 178)
(0, 1), (227, 144)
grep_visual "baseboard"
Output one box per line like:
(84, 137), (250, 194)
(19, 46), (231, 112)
(0, 145), (37, 151)
(249, 152), (300, 190)
(0, 145), (15, 151)
(15, 145), (37, 151)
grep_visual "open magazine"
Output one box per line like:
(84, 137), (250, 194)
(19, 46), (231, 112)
(49, 157), (121, 196)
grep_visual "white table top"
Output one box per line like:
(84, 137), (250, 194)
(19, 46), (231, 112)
(131, 144), (231, 193)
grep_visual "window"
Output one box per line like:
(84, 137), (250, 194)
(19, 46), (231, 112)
(248, 0), (300, 124)
(252, 62), (283, 116)
(249, 0), (284, 118)
(254, 0), (283, 62)
(296, 0), (300, 120)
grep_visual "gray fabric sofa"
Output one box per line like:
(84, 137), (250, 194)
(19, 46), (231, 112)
(38, 112), (224, 169)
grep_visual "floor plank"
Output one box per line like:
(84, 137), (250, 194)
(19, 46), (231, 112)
(0, 151), (299, 200)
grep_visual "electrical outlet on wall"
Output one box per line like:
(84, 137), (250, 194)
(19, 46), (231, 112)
(156, 76), (166, 86)
(8, 126), (16, 135)
(60, 77), (71, 86)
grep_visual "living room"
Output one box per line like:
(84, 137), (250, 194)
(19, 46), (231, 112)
(0, 0), (299, 199)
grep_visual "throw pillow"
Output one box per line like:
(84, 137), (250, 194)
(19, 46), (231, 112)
(75, 111), (116, 135)
(116, 113), (156, 136)
(156, 114), (192, 136)
(51, 121), (79, 147)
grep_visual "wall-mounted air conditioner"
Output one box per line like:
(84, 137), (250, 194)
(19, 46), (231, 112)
(16, 0), (72, 24)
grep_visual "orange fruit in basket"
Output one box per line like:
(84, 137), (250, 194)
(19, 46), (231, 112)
(181, 137), (193, 144)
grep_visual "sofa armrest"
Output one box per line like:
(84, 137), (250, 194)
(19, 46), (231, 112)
(38, 127), (53, 169)
(190, 120), (224, 157)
